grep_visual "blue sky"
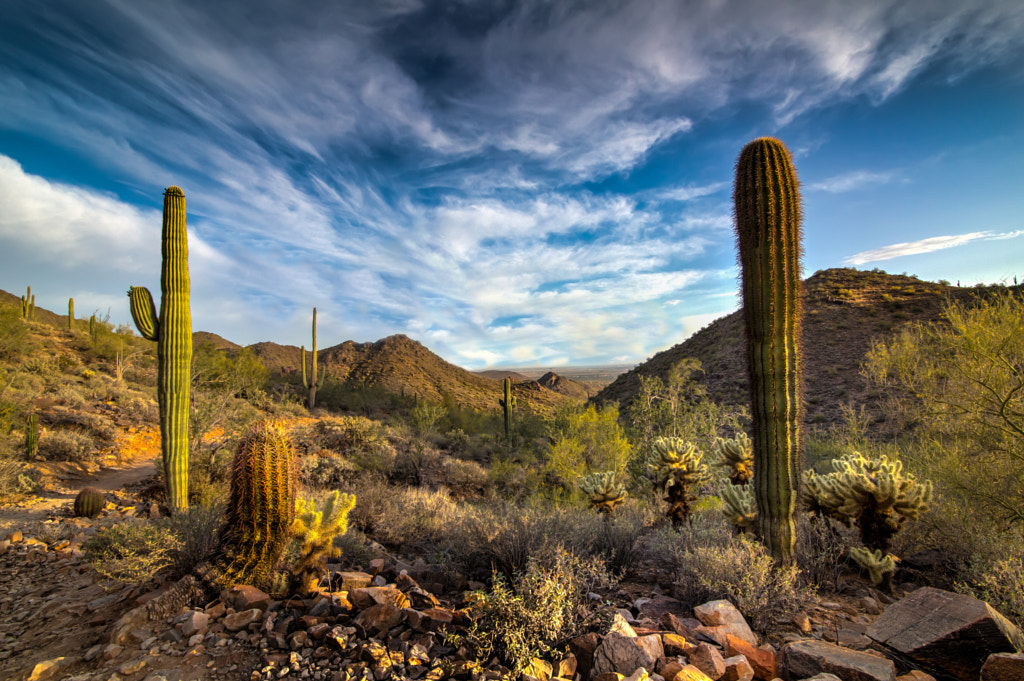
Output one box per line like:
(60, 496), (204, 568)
(1, 1), (1022, 369)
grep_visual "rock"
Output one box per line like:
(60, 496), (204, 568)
(896, 672), (935, 681)
(867, 587), (1024, 681)
(688, 642), (726, 680)
(337, 571), (374, 590)
(662, 633), (690, 657)
(571, 632), (602, 681)
(557, 653), (578, 679)
(793, 612), (812, 634)
(27, 657), (67, 681)
(348, 586), (411, 610)
(221, 585), (271, 612)
(355, 603), (405, 634)
(693, 601), (757, 647)
(610, 612), (640, 637)
(525, 658), (553, 680)
(638, 596), (691, 620)
(721, 656), (754, 681)
(224, 608), (263, 632)
(799, 676), (841, 681)
(594, 632), (659, 676)
(981, 652), (1024, 681)
(102, 644), (123, 660)
(659, 660), (686, 681)
(118, 658), (149, 675)
(179, 610), (210, 637)
(724, 635), (776, 680)
(594, 674), (625, 681)
(674, 665), (714, 681)
(624, 668), (650, 681)
(781, 640), (896, 681)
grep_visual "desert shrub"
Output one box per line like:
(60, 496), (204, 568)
(590, 501), (657, 576)
(0, 303), (29, 362)
(673, 536), (811, 632)
(333, 527), (383, 571)
(443, 428), (470, 452)
(299, 451), (360, 490)
(24, 520), (78, 545)
(471, 548), (614, 673)
(632, 508), (733, 577)
(544, 402), (632, 488)
(37, 429), (97, 461)
(355, 484), (465, 555)
(317, 415), (388, 452)
(0, 442), (37, 497)
(411, 400), (447, 435)
(795, 515), (851, 592)
(958, 549), (1024, 629)
(167, 501), (225, 574)
(442, 457), (489, 495)
(83, 519), (182, 584)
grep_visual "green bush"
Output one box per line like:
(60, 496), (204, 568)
(83, 520), (182, 584)
(168, 501), (225, 575)
(0, 303), (29, 362)
(37, 429), (97, 461)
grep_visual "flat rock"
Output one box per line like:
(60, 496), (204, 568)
(223, 608), (263, 632)
(688, 642), (726, 680)
(981, 652), (1024, 681)
(725, 635), (776, 680)
(220, 584), (271, 612)
(866, 587), (1024, 681)
(721, 656), (754, 681)
(693, 600), (757, 647)
(781, 640), (896, 681)
(348, 586), (410, 610)
(594, 632), (659, 676)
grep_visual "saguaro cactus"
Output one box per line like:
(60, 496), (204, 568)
(301, 308), (326, 410)
(128, 186), (193, 514)
(219, 420), (297, 595)
(68, 298), (74, 332)
(24, 413), (38, 459)
(733, 137), (803, 563)
(499, 377), (516, 440)
(20, 287), (34, 320)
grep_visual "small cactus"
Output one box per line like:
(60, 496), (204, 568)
(579, 471), (628, 517)
(849, 547), (898, 591)
(74, 487), (105, 518)
(648, 437), (709, 527)
(712, 432), (754, 486)
(499, 377), (516, 440)
(89, 314), (97, 339)
(721, 483), (757, 535)
(802, 451), (933, 553)
(24, 413), (38, 459)
(289, 490), (356, 596)
(219, 420), (297, 595)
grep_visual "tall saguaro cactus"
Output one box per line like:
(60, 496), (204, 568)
(128, 186), (193, 514)
(301, 307), (326, 410)
(499, 376), (516, 440)
(733, 137), (803, 563)
(20, 287), (34, 320)
(68, 298), (74, 332)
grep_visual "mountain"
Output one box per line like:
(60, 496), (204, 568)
(537, 371), (592, 400)
(193, 331), (241, 351)
(593, 267), (1019, 433)
(474, 370), (532, 381)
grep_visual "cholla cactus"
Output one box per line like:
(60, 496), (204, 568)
(721, 483), (757, 534)
(712, 432), (754, 486)
(849, 547), (898, 591)
(289, 490), (356, 596)
(649, 437), (709, 527)
(802, 451), (932, 553)
(579, 471), (628, 517)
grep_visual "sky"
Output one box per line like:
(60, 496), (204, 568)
(1, 1), (1022, 370)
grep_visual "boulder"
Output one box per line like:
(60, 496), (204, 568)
(866, 587), (1024, 681)
(570, 632), (602, 681)
(594, 632), (659, 676)
(688, 642), (726, 680)
(223, 608), (263, 632)
(721, 656), (754, 681)
(781, 640), (896, 681)
(220, 584), (271, 612)
(981, 652), (1024, 681)
(675, 666), (714, 681)
(725, 635), (776, 680)
(693, 601), (757, 646)
(354, 603), (404, 634)
(348, 586), (411, 610)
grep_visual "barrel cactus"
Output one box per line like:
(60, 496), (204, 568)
(128, 186), (192, 513)
(579, 471), (628, 517)
(733, 137), (804, 562)
(648, 437), (709, 527)
(289, 490), (356, 596)
(74, 486), (105, 518)
(712, 432), (754, 486)
(218, 420), (297, 595)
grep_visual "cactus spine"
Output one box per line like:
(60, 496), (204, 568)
(73, 486), (105, 518)
(220, 420), (297, 595)
(301, 308), (326, 410)
(499, 377), (516, 440)
(734, 137), (803, 563)
(68, 298), (74, 332)
(24, 413), (38, 459)
(128, 186), (192, 514)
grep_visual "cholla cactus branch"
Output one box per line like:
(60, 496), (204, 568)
(712, 432), (754, 486)
(579, 471), (628, 517)
(721, 483), (757, 534)
(649, 437), (709, 527)
(849, 547), (898, 591)
(290, 490), (356, 596)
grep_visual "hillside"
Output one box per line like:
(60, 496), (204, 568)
(537, 371), (593, 400)
(593, 267), (1021, 434)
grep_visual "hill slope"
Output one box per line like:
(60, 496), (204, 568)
(593, 268), (1017, 432)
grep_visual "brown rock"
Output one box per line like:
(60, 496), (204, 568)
(638, 596), (690, 620)
(570, 632), (601, 681)
(660, 660), (687, 681)
(557, 653), (578, 679)
(594, 674), (625, 681)
(526, 658), (553, 680)
(867, 587), (1024, 681)
(725, 635), (776, 680)
(355, 603), (405, 634)
(624, 668), (650, 681)
(688, 642), (726, 680)
(348, 586), (411, 610)
(981, 652), (1024, 681)
(781, 640), (895, 681)
(693, 601), (757, 647)
(220, 584), (271, 612)
(721, 656), (754, 681)
(594, 632), (659, 676)
(223, 608), (263, 632)
(179, 611), (210, 637)
(204, 600), (227, 619)
(675, 665), (714, 681)
(663, 633), (691, 657)
(338, 571), (374, 590)
(896, 672), (936, 681)
(662, 613), (702, 640)
(27, 657), (67, 681)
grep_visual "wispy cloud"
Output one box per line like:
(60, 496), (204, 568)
(809, 170), (897, 193)
(845, 230), (1024, 266)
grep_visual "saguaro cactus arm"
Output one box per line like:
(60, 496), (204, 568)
(734, 137), (804, 563)
(128, 287), (159, 341)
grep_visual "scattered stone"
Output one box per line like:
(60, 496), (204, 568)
(594, 632), (659, 676)
(221, 585), (271, 612)
(867, 587), (1024, 681)
(348, 586), (410, 610)
(224, 608), (263, 632)
(692, 601), (757, 647)
(179, 610), (210, 637)
(896, 672), (936, 681)
(118, 657), (148, 675)
(688, 642), (726, 680)
(981, 652), (1024, 681)
(662, 633), (690, 657)
(27, 657), (66, 681)
(674, 665), (714, 681)
(781, 640), (896, 681)
(724, 635), (775, 680)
